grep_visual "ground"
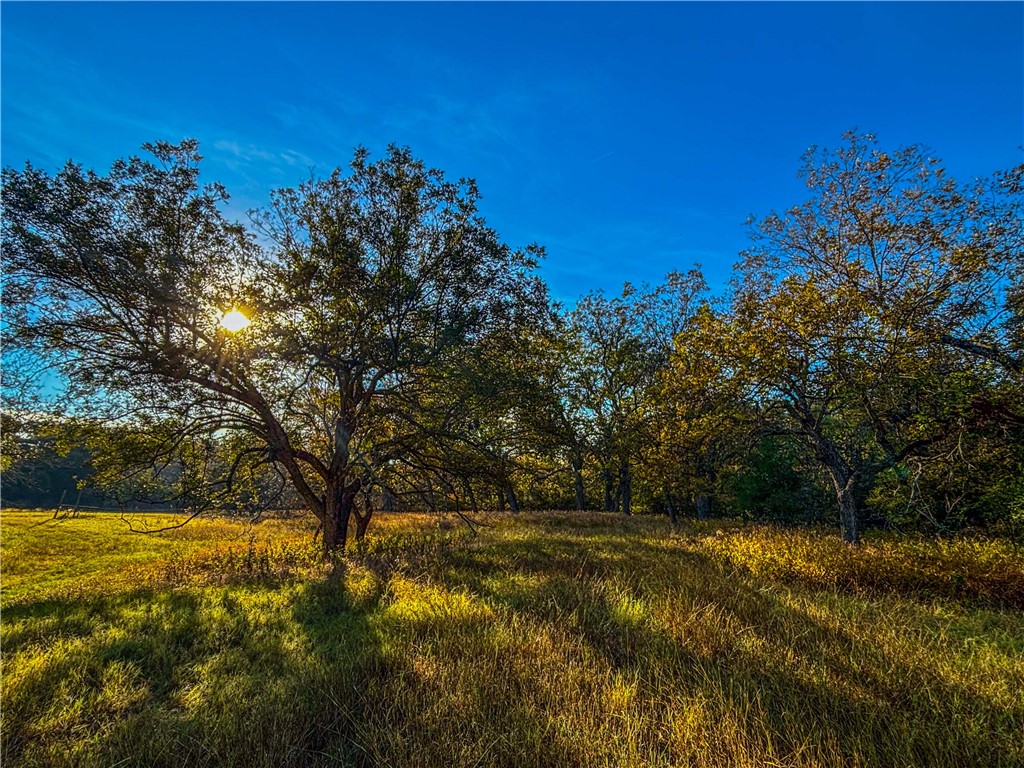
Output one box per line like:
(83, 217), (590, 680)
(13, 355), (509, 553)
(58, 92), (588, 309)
(2, 510), (1022, 767)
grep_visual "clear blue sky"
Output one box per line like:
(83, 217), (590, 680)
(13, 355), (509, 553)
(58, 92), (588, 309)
(3, 2), (1021, 303)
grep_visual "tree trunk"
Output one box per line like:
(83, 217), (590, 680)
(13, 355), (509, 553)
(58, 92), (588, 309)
(619, 462), (632, 517)
(463, 478), (479, 514)
(696, 494), (711, 520)
(664, 485), (678, 527)
(497, 485), (506, 513)
(602, 468), (615, 512)
(832, 471), (860, 545)
(572, 453), (586, 511)
(793, 403), (861, 545)
(322, 482), (356, 558)
(381, 487), (396, 512)
(816, 441), (860, 545)
(506, 484), (520, 514)
(354, 505), (373, 544)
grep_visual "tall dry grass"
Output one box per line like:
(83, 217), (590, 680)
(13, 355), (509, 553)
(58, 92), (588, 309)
(2, 510), (1022, 767)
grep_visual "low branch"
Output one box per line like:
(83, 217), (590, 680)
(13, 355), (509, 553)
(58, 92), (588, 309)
(119, 507), (205, 534)
(453, 508), (494, 536)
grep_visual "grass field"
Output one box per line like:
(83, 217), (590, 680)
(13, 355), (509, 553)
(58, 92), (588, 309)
(2, 509), (1023, 767)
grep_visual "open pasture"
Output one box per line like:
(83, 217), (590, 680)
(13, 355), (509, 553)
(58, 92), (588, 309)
(2, 510), (1023, 767)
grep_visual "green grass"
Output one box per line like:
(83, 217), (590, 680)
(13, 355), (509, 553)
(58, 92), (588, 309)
(2, 509), (1023, 767)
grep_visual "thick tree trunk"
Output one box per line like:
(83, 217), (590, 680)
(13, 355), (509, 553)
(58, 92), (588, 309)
(572, 453), (586, 511)
(696, 494), (711, 520)
(793, 403), (861, 545)
(619, 462), (632, 517)
(354, 505), (373, 544)
(832, 472), (860, 545)
(497, 485), (506, 513)
(321, 414), (360, 559)
(322, 482), (356, 558)
(816, 442), (860, 545)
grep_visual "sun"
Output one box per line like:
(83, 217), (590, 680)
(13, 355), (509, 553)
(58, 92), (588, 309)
(219, 308), (251, 333)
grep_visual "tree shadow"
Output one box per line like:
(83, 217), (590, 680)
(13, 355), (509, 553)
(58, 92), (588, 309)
(438, 533), (1024, 766)
(2, 580), (380, 767)
(3, 530), (1022, 767)
(1, 568), (582, 768)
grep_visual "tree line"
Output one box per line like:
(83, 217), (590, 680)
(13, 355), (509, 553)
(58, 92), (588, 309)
(3, 132), (1021, 554)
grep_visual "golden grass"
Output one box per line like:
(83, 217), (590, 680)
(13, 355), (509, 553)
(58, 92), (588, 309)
(2, 510), (1022, 767)
(697, 524), (1024, 607)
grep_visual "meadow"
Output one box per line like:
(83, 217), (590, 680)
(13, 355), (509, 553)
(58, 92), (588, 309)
(2, 509), (1023, 768)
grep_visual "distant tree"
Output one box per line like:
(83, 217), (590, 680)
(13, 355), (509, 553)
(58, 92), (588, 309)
(541, 314), (600, 511)
(2, 141), (549, 556)
(655, 304), (754, 523)
(0, 417), (92, 508)
(710, 132), (1022, 543)
(0, 350), (49, 486)
(561, 272), (706, 515)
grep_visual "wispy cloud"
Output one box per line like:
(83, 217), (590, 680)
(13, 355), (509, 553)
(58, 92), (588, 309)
(213, 140), (315, 170)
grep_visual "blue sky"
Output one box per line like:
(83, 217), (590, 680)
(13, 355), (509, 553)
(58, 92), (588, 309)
(2, 2), (1021, 304)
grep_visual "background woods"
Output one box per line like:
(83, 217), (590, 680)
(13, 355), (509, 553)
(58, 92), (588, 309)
(3, 132), (1022, 549)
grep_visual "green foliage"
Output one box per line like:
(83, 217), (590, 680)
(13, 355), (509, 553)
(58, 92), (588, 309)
(723, 437), (832, 524)
(2, 142), (550, 551)
(866, 418), (1024, 535)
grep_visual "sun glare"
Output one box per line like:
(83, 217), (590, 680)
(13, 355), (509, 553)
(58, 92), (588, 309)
(219, 308), (251, 333)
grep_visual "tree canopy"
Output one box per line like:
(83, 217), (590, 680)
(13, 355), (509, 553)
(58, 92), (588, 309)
(3, 132), (1021, 547)
(2, 141), (550, 554)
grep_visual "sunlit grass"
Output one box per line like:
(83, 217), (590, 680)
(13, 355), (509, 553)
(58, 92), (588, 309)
(2, 509), (1022, 767)
(0, 510), (320, 605)
(698, 524), (1024, 607)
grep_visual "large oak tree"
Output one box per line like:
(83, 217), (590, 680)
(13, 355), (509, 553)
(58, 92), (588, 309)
(2, 141), (549, 555)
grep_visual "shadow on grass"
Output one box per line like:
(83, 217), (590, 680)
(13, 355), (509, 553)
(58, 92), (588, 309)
(2, 579), (382, 768)
(3, 526), (1022, 768)
(1, 569), (579, 768)
(440, 532), (1024, 767)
